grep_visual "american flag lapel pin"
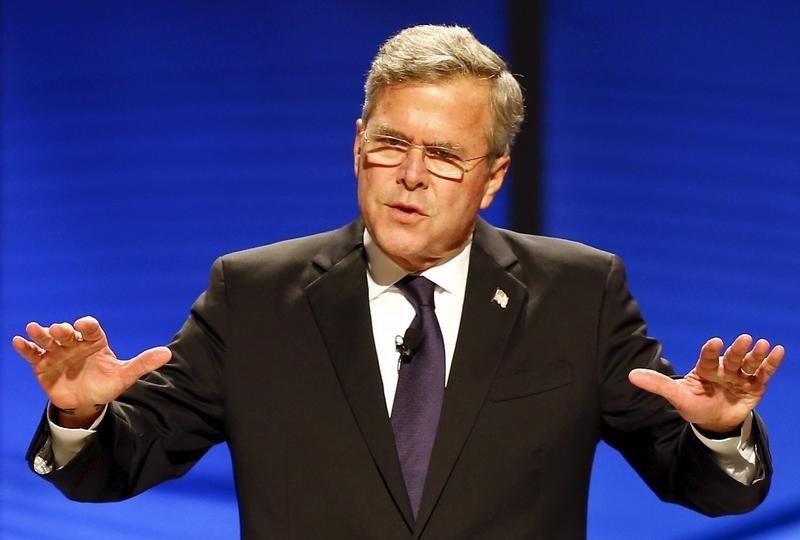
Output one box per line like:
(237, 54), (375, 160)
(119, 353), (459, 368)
(491, 288), (509, 309)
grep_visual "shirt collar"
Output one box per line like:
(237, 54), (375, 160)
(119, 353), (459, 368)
(364, 228), (472, 300)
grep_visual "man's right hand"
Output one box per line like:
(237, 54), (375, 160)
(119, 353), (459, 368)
(12, 316), (172, 428)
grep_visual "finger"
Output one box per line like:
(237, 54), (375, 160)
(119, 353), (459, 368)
(756, 345), (785, 385)
(74, 316), (107, 345)
(696, 338), (724, 378)
(25, 322), (60, 351)
(628, 368), (681, 406)
(721, 334), (753, 375)
(49, 322), (81, 347)
(11, 335), (47, 364)
(739, 338), (771, 376)
(121, 347), (173, 384)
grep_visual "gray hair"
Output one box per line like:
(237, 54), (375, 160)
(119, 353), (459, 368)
(362, 24), (525, 158)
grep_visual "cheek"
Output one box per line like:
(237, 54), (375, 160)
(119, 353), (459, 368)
(357, 171), (388, 217)
(441, 184), (483, 216)
(357, 170), (376, 199)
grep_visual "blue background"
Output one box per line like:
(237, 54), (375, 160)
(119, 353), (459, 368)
(544, 3), (799, 539)
(1, 1), (797, 538)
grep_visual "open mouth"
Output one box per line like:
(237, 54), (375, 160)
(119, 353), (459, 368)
(387, 202), (427, 223)
(388, 202), (425, 216)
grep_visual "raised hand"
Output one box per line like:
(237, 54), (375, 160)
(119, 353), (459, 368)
(12, 316), (171, 427)
(629, 334), (785, 434)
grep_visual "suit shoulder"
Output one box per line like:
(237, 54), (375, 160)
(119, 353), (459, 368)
(221, 229), (339, 268)
(211, 221), (361, 287)
(494, 228), (616, 272)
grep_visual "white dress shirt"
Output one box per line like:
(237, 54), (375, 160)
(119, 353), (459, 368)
(364, 229), (470, 414)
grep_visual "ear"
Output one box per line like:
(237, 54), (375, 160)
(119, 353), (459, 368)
(479, 155), (510, 210)
(353, 118), (364, 176)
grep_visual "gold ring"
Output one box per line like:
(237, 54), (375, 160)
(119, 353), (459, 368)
(740, 367), (758, 377)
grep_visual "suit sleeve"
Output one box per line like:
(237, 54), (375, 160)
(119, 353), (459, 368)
(26, 257), (230, 502)
(597, 255), (772, 516)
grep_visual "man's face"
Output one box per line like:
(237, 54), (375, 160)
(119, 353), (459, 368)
(353, 77), (510, 272)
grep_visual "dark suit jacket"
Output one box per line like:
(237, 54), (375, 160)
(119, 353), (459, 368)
(28, 218), (771, 539)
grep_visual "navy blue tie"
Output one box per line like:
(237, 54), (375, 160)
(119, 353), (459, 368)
(391, 275), (445, 519)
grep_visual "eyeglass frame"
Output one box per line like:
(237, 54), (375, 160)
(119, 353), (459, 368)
(359, 131), (490, 180)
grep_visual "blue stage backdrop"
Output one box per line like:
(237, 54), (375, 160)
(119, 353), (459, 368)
(0, 2), (510, 539)
(1, 2), (798, 539)
(544, 2), (800, 539)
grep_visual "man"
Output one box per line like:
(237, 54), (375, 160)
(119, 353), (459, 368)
(12, 25), (785, 539)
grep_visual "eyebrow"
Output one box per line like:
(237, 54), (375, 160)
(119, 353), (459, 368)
(371, 124), (464, 151)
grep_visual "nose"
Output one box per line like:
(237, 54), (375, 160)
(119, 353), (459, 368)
(398, 146), (429, 190)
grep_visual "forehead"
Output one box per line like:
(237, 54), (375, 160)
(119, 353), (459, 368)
(367, 78), (492, 146)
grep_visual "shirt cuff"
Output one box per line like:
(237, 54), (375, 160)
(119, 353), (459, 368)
(691, 413), (761, 485)
(46, 402), (108, 469)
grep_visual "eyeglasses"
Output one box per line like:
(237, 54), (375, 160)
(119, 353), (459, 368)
(361, 132), (489, 181)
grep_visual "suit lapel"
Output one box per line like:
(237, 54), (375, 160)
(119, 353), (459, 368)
(415, 220), (527, 533)
(304, 222), (415, 529)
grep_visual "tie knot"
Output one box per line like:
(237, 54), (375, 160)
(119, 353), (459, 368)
(396, 275), (437, 308)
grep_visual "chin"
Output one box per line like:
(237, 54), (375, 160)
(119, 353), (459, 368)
(374, 235), (424, 265)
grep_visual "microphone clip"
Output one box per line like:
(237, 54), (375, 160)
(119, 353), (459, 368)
(395, 335), (413, 360)
(395, 327), (423, 371)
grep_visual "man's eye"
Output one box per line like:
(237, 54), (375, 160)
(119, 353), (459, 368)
(426, 147), (460, 162)
(375, 136), (408, 148)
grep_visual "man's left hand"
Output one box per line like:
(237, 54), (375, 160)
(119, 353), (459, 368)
(629, 334), (785, 434)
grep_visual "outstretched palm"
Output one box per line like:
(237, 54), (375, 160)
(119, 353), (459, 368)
(629, 334), (784, 433)
(12, 317), (171, 417)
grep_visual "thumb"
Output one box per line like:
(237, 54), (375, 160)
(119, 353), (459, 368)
(628, 368), (680, 404)
(124, 346), (173, 380)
